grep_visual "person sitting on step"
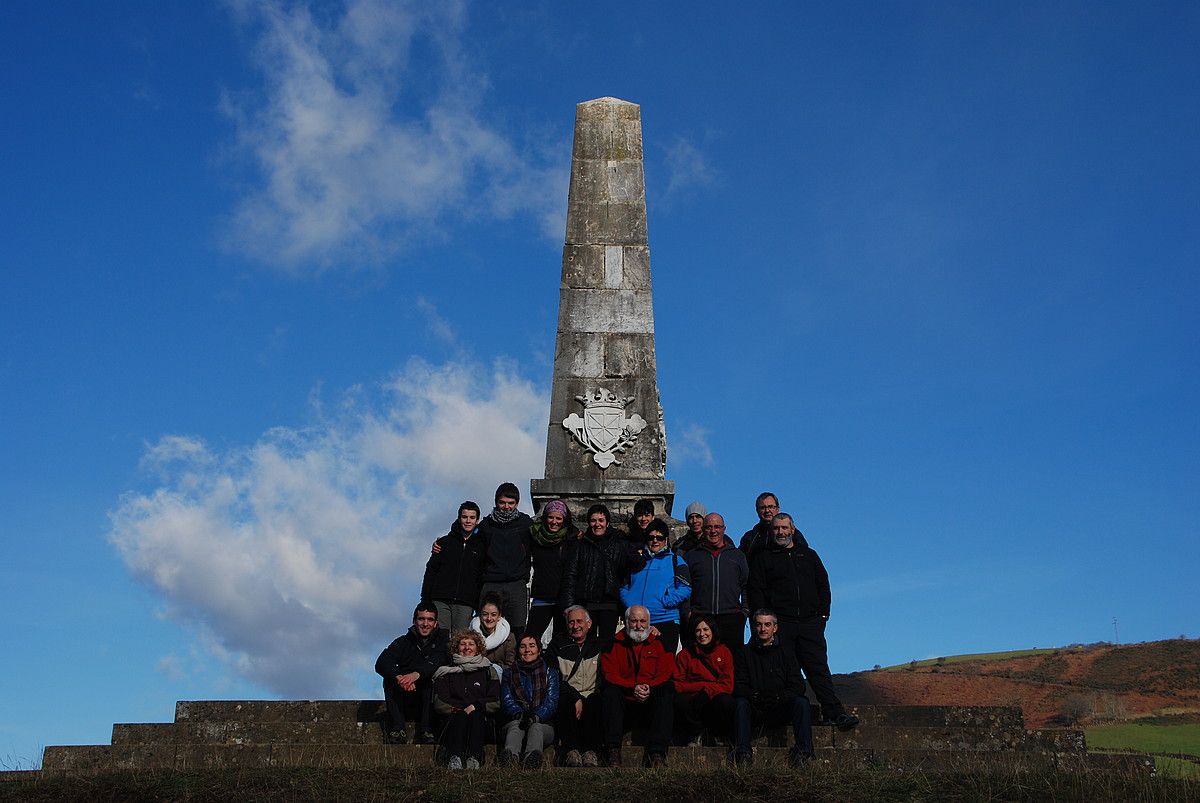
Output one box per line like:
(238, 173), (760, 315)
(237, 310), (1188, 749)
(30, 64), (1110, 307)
(432, 629), (500, 769)
(500, 633), (560, 768)
(375, 602), (449, 744)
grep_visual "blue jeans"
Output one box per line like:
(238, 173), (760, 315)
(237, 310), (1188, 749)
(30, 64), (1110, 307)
(733, 694), (813, 756)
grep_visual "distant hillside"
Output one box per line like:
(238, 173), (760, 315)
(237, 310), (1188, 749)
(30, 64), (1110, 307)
(833, 639), (1200, 728)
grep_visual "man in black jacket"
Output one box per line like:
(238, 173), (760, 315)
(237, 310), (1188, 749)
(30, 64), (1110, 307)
(747, 513), (858, 730)
(374, 603), (450, 744)
(731, 609), (813, 767)
(478, 482), (534, 630)
(738, 491), (780, 560)
(683, 513), (748, 653)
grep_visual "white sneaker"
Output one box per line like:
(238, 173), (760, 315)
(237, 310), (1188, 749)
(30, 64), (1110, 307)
(465, 757), (480, 770)
(447, 755), (463, 770)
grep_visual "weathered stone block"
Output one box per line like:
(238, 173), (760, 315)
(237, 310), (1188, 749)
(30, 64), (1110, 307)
(560, 289), (654, 334)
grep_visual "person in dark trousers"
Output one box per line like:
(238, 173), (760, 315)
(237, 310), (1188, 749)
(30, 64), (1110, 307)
(375, 603), (450, 744)
(673, 613), (736, 746)
(478, 482), (534, 631)
(421, 501), (486, 633)
(731, 609), (814, 767)
(599, 605), (675, 768)
(432, 629), (501, 769)
(547, 604), (604, 767)
(738, 491), (780, 561)
(683, 513), (749, 654)
(560, 503), (644, 648)
(747, 512), (859, 730)
(620, 517), (690, 653)
(526, 499), (578, 645)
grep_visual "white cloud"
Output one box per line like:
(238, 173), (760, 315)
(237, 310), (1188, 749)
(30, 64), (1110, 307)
(671, 423), (715, 469)
(662, 136), (716, 201)
(109, 358), (547, 696)
(220, 0), (566, 272)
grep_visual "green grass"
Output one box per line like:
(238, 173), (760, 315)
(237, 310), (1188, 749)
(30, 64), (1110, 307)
(1087, 723), (1200, 779)
(1, 766), (1196, 803)
(880, 647), (1073, 670)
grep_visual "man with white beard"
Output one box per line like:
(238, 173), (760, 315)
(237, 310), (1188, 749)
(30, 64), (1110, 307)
(598, 605), (675, 767)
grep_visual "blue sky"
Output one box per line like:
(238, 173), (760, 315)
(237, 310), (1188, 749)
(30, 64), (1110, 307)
(2, 1), (1197, 768)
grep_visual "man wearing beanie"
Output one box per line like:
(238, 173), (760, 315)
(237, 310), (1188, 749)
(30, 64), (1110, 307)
(478, 482), (534, 630)
(675, 501), (707, 556)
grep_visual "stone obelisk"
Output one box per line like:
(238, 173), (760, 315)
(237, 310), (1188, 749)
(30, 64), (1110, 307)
(531, 98), (675, 522)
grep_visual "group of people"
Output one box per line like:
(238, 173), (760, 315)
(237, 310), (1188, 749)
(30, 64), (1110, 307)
(375, 482), (858, 769)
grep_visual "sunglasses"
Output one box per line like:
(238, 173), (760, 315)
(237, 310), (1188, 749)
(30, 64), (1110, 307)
(647, 533), (668, 541)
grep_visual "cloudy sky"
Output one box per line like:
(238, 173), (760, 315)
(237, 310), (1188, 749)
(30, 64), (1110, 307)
(2, 1), (1197, 767)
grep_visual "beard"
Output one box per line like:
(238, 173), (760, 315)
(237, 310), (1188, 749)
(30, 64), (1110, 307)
(627, 627), (650, 643)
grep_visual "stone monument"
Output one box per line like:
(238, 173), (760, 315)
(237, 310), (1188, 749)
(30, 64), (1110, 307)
(530, 98), (675, 522)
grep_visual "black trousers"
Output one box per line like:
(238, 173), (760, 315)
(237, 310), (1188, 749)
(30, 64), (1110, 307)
(653, 620), (680, 654)
(525, 604), (566, 643)
(588, 606), (620, 650)
(778, 618), (843, 716)
(442, 709), (487, 761)
(554, 693), (601, 753)
(382, 677), (433, 734)
(600, 683), (674, 756)
(674, 691), (736, 741)
(734, 695), (813, 756)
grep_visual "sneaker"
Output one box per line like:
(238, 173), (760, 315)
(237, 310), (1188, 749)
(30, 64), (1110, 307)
(465, 757), (480, 770)
(733, 751), (753, 768)
(564, 749), (583, 767)
(686, 735), (703, 747)
(415, 730), (436, 745)
(581, 750), (600, 767)
(447, 755), (463, 770)
(833, 712), (860, 731)
(522, 750), (543, 769)
(384, 729), (406, 745)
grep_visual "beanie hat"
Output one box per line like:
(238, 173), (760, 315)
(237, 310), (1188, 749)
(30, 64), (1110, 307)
(543, 500), (568, 517)
(685, 501), (706, 518)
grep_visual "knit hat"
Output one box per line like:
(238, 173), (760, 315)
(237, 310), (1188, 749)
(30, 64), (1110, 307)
(685, 501), (706, 518)
(543, 500), (568, 517)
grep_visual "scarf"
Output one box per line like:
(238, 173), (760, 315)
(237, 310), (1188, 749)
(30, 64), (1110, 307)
(506, 656), (549, 712)
(432, 652), (493, 679)
(490, 506), (519, 524)
(530, 521), (569, 547)
(470, 615), (511, 650)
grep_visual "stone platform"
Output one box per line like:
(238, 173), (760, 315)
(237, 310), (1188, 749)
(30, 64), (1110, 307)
(29, 701), (1151, 775)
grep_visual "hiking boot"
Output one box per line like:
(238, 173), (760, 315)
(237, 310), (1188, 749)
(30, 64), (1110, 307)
(383, 729), (406, 745)
(465, 757), (480, 770)
(833, 712), (860, 731)
(581, 750), (600, 767)
(446, 755), (463, 770)
(606, 747), (623, 767)
(788, 747), (815, 767)
(522, 750), (543, 769)
(648, 753), (667, 769)
(563, 749), (583, 767)
(733, 751), (753, 768)
(414, 730), (436, 745)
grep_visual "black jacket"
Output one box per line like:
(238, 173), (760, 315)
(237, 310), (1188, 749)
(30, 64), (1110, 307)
(375, 626), (450, 681)
(530, 526), (575, 601)
(673, 531), (702, 556)
(734, 636), (806, 704)
(479, 511), (533, 584)
(561, 529), (644, 609)
(747, 535), (830, 622)
(421, 522), (486, 606)
(682, 538), (748, 616)
(739, 520), (772, 560)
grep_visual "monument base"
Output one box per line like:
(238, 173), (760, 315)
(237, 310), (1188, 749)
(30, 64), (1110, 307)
(530, 477), (675, 524)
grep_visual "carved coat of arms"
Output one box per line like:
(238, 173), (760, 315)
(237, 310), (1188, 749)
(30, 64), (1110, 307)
(562, 388), (648, 469)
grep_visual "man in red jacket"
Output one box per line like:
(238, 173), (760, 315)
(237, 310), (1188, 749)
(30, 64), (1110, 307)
(599, 604), (675, 767)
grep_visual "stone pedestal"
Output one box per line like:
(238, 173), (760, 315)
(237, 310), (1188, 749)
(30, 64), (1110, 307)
(531, 98), (674, 524)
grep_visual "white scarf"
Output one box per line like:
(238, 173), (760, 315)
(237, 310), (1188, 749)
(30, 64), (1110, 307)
(470, 615), (511, 650)
(432, 652), (493, 679)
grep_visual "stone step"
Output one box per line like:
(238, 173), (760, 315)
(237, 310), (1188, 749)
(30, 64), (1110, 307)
(831, 726), (1085, 754)
(40, 743), (1148, 774)
(172, 700), (1023, 729)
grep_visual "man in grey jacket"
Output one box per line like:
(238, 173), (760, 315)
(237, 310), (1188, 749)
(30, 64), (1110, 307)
(682, 513), (748, 653)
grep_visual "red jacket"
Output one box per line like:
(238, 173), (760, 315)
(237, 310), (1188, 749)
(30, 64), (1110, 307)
(600, 630), (675, 696)
(674, 643), (735, 697)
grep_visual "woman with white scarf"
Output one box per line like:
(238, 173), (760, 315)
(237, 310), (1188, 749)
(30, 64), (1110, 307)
(432, 629), (500, 769)
(471, 592), (516, 679)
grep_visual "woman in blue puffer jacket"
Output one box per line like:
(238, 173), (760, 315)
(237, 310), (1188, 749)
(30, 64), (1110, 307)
(500, 633), (560, 768)
(620, 518), (691, 653)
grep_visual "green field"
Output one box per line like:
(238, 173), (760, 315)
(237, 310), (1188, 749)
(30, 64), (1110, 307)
(880, 647), (1072, 670)
(1087, 723), (1200, 779)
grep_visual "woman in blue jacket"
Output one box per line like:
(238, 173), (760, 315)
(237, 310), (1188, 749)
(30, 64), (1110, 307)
(619, 518), (691, 653)
(500, 633), (560, 768)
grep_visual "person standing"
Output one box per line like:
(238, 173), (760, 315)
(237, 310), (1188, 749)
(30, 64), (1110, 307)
(747, 512), (858, 730)
(470, 592), (516, 680)
(620, 518), (690, 653)
(478, 482), (534, 631)
(683, 513), (749, 653)
(421, 501), (486, 633)
(526, 500), (577, 645)
(738, 491), (780, 561)
(675, 501), (706, 555)
(560, 504), (644, 648)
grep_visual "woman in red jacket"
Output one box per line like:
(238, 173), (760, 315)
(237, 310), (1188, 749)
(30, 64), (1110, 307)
(673, 614), (736, 746)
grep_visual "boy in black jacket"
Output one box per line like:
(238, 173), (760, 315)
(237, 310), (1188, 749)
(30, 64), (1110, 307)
(375, 603), (450, 744)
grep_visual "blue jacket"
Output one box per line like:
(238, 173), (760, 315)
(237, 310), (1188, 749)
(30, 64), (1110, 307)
(500, 659), (560, 721)
(620, 547), (691, 624)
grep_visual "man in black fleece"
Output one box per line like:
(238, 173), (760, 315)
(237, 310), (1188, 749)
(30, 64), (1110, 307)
(731, 609), (813, 767)
(375, 603), (450, 743)
(738, 491), (780, 560)
(747, 512), (858, 731)
(478, 482), (533, 630)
